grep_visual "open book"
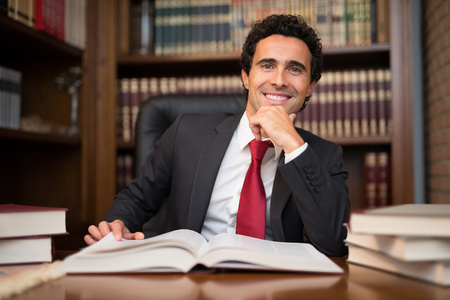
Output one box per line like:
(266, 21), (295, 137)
(60, 229), (343, 274)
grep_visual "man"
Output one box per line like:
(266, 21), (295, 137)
(85, 14), (350, 256)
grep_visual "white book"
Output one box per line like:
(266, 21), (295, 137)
(347, 244), (450, 286)
(348, 204), (450, 237)
(60, 229), (343, 274)
(345, 229), (450, 261)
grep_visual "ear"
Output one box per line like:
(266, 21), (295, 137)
(241, 69), (249, 89)
(306, 80), (316, 98)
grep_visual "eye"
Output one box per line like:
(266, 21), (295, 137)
(289, 66), (301, 73)
(262, 64), (273, 70)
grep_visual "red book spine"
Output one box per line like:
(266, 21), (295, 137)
(376, 68), (387, 135)
(351, 69), (360, 137)
(343, 70), (352, 137)
(359, 69), (369, 136)
(364, 152), (377, 208)
(367, 68), (378, 136)
(326, 72), (335, 137)
(334, 71), (344, 137)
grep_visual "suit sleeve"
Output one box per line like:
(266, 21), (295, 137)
(102, 115), (182, 232)
(278, 140), (350, 256)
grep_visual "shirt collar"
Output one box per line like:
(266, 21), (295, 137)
(237, 112), (282, 160)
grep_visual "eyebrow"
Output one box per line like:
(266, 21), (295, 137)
(255, 58), (308, 73)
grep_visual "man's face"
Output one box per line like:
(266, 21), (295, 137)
(242, 34), (316, 117)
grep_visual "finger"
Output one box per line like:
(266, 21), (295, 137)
(87, 225), (103, 241)
(111, 221), (125, 241)
(84, 234), (97, 245)
(98, 221), (112, 237)
(123, 231), (145, 241)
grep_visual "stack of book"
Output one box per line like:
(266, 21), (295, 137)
(346, 204), (450, 286)
(0, 204), (67, 265)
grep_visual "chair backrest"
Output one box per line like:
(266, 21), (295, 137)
(134, 93), (246, 175)
(133, 93), (246, 237)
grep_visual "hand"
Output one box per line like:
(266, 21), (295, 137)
(248, 106), (304, 154)
(84, 220), (145, 245)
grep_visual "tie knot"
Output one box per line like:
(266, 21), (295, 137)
(249, 140), (270, 161)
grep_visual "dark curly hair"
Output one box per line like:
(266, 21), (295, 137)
(240, 14), (323, 110)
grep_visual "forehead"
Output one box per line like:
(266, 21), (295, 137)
(253, 35), (312, 67)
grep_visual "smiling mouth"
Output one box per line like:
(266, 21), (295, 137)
(264, 93), (291, 102)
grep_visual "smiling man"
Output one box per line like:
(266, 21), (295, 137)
(85, 14), (350, 257)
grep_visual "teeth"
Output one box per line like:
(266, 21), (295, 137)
(265, 94), (289, 101)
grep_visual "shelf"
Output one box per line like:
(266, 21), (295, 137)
(0, 16), (83, 62)
(117, 44), (390, 77)
(329, 136), (391, 146)
(0, 127), (80, 146)
(116, 136), (391, 151)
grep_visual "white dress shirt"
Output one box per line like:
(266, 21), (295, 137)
(200, 112), (308, 241)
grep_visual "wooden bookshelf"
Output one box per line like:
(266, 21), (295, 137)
(0, 11), (88, 250)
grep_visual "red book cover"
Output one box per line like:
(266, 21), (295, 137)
(34, 0), (45, 31)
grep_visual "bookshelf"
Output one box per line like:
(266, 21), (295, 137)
(111, 0), (413, 211)
(0, 10), (88, 249)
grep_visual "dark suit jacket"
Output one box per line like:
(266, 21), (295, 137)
(105, 112), (350, 256)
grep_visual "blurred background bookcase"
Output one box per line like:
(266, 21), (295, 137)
(0, 0), (418, 249)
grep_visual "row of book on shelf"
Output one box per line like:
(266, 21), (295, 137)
(0, 204), (67, 265)
(119, 0), (390, 56)
(116, 75), (243, 142)
(346, 204), (450, 286)
(0, 65), (22, 130)
(1, 0), (86, 50)
(116, 67), (391, 143)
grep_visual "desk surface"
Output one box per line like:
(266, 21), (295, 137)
(8, 257), (450, 300)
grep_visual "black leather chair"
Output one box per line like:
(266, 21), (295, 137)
(133, 93), (247, 236)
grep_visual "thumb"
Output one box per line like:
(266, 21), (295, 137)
(288, 113), (297, 124)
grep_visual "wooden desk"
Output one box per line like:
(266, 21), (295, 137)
(8, 257), (449, 300)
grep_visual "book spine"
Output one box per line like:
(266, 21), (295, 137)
(351, 69), (360, 136)
(326, 71), (336, 137)
(376, 68), (387, 136)
(318, 79), (328, 137)
(129, 78), (140, 140)
(376, 152), (390, 206)
(367, 68), (378, 136)
(120, 78), (131, 143)
(364, 152), (377, 208)
(154, 0), (164, 56)
(359, 69), (369, 136)
(334, 70), (344, 137)
(343, 70), (352, 137)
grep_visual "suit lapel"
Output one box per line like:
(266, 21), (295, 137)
(186, 114), (242, 231)
(270, 157), (291, 242)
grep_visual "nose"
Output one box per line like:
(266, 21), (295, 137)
(269, 69), (288, 88)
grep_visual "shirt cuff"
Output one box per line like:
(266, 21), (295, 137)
(284, 142), (309, 164)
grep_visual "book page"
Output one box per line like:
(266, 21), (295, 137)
(80, 229), (207, 257)
(199, 233), (343, 273)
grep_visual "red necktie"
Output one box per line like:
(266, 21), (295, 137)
(236, 140), (270, 239)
